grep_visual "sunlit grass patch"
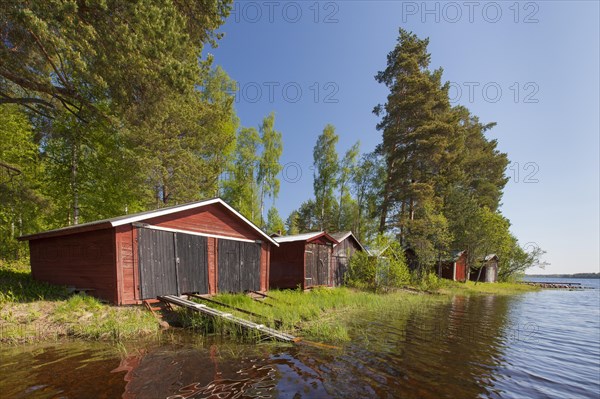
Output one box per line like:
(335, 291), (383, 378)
(0, 261), (69, 303)
(436, 280), (540, 295)
(178, 288), (447, 343)
(52, 294), (160, 340)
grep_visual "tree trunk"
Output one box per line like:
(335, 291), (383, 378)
(399, 201), (406, 246)
(71, 138), (79, 225)
(259, 183), (265, 228)
(379, 176), (391, 233)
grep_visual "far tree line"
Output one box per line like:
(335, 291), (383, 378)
(0, 2), (543, 280)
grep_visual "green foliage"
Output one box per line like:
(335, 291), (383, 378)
(0, 2), (241, 257)
(296, 199), (318, 233)
(406, 198), (452, 274)
(285, 210), (300, 235)
(499, 240), (546, 282)
(0, 260), (68, 303)
(265, 206), (285, 234)
(222, 127), (261, 224)
(374, 29), (455, 245)
(337, 141), (360, 230)
(372, 29), (534, 283)
(351, 151), (386, 243)
(1, 0), (232, 123)
(257, 112), (283, 225)
(345, 251), (376, 290)
(0, 106), (47, 259)
(223, 112), (283, 227)
(313, 124), (339, 231)
(413, 272), (443, 291)
(346, 235), (410, 291)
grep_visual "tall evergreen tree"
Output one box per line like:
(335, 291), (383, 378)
(0, 1), (232, 125)
(285, 210), (300, 235)
(296, 199), (318, 233)
(265, 206), (285, 234)
(374, 29), (455, 267)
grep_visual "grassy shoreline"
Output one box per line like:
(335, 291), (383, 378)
(0, 262), (538, 346)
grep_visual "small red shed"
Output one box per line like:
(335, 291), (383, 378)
(438, 250), (468, 282)
(330, 231), (365, 286)
(269, 232), (338, 289)
(18, 198), (278, 304)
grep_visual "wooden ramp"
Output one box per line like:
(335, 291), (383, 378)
(159, 295), (300, 343)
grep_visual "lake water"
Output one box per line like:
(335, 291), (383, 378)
(1, 280), (599, 398)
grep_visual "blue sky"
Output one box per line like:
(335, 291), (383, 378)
(207, 1), (599, 274)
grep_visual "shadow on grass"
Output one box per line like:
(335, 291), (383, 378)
(0, 266), (69, 303)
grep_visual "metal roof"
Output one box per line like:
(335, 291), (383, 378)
(329, 231), (367, 252)
(273, 231), (338, 244)
(19, 197), (279, 246)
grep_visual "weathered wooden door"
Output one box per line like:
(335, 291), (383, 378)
(176, 233), (208, 295)
(485, 264), (497, 283)
(305, 243), (330, 287)
(138, 228), (177, 299)
(138, 228), (208, 299)
(332, 256), (348, 286)
(218, 239), (261, 293)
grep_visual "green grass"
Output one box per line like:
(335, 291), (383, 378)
(0, 293), (161, 344)
(0, 260), (69, 303)
(179, 288), (447, 343)
(53, 294), (160, 340)
(0, 260), (538, 345)
(0, 261), (160, 344)
(435, 280), (540, 295)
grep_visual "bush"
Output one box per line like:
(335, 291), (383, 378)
(346, 236), (410, 292)
(414, 272), (442, 291)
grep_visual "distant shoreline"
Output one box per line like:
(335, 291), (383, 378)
(525, 273), (600, 279)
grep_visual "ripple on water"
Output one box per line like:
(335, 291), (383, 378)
(1, 283), (598, 398)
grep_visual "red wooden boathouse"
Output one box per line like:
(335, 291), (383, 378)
(18, 198), (278, 304)
(438, 250), (468, 282)
(269, 232), (338, 289)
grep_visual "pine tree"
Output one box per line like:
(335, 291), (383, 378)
(285, 210), (300, 235)
(266, 206), (285, 234)
(374, 29), (455, 267)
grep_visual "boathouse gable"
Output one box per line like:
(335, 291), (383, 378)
(269, 232), (338, 289)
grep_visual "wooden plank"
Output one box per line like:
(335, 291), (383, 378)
(188, 293), (282, 327)
(159, 295), (299, 343)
